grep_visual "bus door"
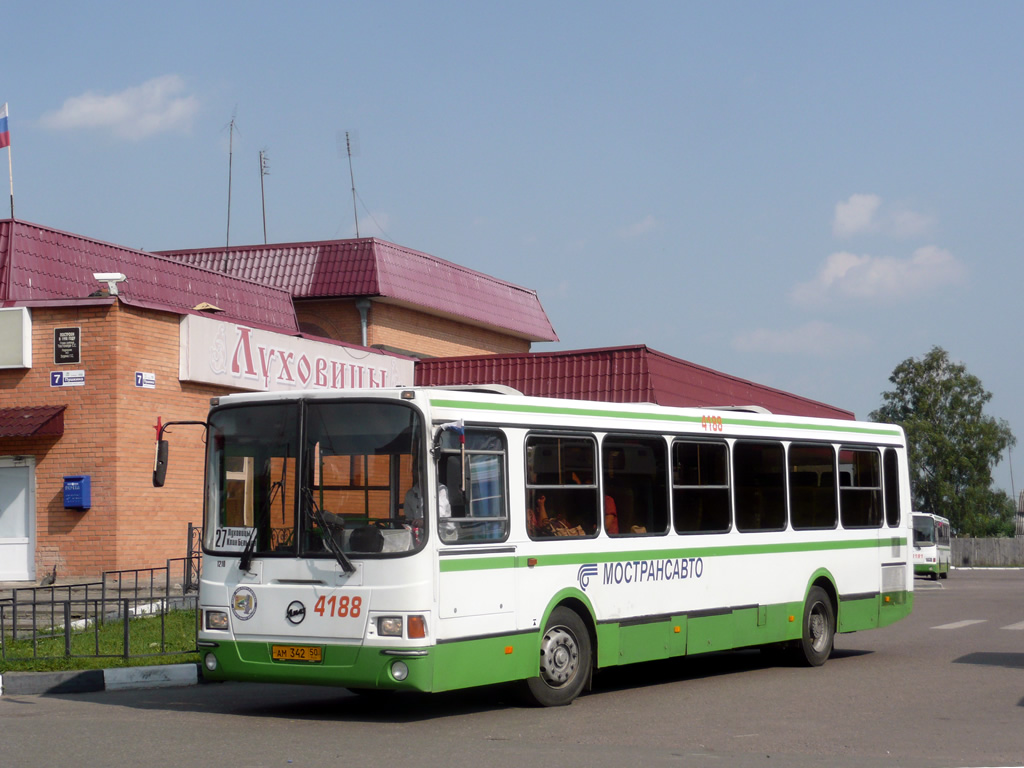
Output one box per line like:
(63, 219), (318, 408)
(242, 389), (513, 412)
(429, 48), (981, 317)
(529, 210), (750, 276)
(838, 447), (889, 630)
(435, 429), (515, 630)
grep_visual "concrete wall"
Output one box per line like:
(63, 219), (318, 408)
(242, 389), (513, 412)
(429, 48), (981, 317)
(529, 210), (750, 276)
(952, 538), (1024, 567)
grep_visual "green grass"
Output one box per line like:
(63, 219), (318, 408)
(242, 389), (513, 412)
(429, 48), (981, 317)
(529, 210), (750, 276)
(1, 609), (200, 673)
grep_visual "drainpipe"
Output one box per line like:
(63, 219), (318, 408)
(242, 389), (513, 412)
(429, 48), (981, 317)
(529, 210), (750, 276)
(355, 298), (371, 347)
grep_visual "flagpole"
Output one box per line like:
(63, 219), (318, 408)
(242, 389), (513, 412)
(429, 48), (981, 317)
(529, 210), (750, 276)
(1, 103), (11, 218)
(7, 144), (13, 219)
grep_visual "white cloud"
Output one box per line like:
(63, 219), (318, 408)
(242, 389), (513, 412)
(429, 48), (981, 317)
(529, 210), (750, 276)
(619, 214), (658, 238)
(41, 75), (199, 140)
(832, 193), (934, 239)
(732, 321), (872, 358)
(791, 245), (965, 306)
(833, 194), (881, 237)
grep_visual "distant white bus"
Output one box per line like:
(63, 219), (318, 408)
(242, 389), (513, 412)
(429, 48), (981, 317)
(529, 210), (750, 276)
(912, 512), (951, 579)
(157, 386), (915, 706)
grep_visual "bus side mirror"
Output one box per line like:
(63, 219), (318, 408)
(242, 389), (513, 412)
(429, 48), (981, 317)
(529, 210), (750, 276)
(153, 440), (169, 487)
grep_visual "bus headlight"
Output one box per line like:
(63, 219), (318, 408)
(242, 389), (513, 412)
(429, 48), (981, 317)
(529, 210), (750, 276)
(378, 617), (403, 637)
(206, 611), (229, 630)
(204, 653), (219, 672)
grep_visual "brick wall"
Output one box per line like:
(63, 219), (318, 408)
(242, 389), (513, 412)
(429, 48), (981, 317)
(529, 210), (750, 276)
(1, 304), (120, 577)
(297, 298), (531, 357)
(113, 305), (220, 575)
(0, 303), (219, 579)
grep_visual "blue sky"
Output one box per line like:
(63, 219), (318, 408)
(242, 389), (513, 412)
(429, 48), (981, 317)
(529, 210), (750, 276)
(5, 2), (1024, 497)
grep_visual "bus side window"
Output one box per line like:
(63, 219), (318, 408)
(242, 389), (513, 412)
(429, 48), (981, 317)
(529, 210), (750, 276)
(672, 440), (730, 534)
(602, 436), (668, 536)
(839, 448), (883, 529)
(526, 434), (599, 539)
(733, 441), (786, 532)
(883, 448), (901, 527)
(789, 442), (837, 530)
(437, 428), (508, 543)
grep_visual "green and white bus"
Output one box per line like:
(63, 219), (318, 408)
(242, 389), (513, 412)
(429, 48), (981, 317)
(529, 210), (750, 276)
(159, 386), (914, 706)
(912, 512), (951, 580)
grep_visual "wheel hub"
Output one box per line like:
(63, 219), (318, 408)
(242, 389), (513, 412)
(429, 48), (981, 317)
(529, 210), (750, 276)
(539, 626), (578, 686)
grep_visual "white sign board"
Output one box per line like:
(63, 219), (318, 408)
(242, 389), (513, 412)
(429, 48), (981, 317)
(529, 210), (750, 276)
(179, 315), (414, 393)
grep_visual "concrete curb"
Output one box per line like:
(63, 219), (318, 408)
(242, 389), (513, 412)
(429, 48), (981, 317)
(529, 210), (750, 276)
(1, 663), (201, 696)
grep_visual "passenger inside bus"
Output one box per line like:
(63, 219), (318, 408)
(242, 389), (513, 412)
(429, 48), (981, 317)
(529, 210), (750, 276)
(604, 494), (619, 535)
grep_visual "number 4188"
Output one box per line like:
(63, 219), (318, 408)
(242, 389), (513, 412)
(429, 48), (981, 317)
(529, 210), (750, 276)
(314, 594), (362, 618)
(702, 414), (723, 432)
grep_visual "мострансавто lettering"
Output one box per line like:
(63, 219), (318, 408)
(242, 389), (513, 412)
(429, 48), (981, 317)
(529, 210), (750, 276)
(603, 557), (703, 585)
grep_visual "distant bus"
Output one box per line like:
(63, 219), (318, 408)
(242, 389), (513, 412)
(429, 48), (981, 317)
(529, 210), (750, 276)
(156, 386), (914, 706)
(912, 512), (951, 579)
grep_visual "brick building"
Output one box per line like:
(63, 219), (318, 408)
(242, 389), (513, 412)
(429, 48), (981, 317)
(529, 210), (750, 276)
(0, 221), (554, 581)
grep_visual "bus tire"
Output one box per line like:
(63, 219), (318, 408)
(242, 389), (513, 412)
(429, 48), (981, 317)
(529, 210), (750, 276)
(797, 586), (835, 667)
(523, 606), (591, 707)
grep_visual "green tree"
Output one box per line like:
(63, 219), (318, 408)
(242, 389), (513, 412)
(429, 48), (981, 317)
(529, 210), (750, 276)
(870, 346), (1016, 537)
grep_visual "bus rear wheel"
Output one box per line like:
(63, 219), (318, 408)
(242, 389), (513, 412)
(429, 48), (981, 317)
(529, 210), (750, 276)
(523, 606), (591, 707)
(797, 586), (835, 667)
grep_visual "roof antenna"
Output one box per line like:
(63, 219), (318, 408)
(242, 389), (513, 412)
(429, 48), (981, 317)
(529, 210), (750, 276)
(338, 130), (360, 238)
(223, 111), (239, 271)
(259, 149), (270, 245)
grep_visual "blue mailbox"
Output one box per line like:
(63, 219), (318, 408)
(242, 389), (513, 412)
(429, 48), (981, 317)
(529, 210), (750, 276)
(63, 475), (91, 510)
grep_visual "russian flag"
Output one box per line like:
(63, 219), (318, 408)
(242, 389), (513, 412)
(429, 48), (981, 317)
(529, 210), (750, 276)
(0, 103), (9, 149)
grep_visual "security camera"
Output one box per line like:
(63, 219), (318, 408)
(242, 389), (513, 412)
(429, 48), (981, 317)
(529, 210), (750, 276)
(93, 272), (128, 295)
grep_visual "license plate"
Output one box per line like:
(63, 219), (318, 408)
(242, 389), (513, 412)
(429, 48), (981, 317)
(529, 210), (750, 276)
(271, 644), (323, 663)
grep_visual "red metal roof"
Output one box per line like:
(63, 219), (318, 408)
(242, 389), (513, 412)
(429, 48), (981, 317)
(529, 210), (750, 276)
(0, 405), (66, 437)
(0, 220), (299, 333)
(157, 238), (558, 343)
(416, 345), (855, 420)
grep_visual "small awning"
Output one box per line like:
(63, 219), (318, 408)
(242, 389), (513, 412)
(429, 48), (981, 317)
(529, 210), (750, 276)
(0, 406), (67, 437)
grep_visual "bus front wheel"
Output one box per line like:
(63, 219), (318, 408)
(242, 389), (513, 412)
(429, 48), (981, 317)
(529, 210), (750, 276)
(523, 607), (591, 707)
(797, 586), (835, 667)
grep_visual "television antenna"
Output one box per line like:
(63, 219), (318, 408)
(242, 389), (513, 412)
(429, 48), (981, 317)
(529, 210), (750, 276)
(259, 149), (270, 244)
(223, 111), (240, 270)
(338, 130), (359, 237)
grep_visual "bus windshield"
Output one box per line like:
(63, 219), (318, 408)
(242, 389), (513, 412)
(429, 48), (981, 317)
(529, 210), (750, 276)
(204, 400), (426, 560)
(912, 515), (936, 545)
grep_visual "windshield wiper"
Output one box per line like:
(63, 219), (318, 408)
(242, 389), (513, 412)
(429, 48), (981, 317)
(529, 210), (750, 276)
(240, 479), (281, 573)
(304, 487), (355, 574)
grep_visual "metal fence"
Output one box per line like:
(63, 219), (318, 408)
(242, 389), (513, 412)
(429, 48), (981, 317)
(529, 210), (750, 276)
(1, 560), (200, 663)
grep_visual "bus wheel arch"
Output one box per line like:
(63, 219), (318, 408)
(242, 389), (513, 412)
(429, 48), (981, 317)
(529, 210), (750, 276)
(522, 598), (596, 707)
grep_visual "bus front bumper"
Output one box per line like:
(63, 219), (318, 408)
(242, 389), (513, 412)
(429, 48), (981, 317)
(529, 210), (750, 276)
(198, 640), (434, 691)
